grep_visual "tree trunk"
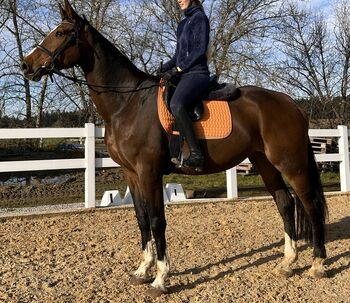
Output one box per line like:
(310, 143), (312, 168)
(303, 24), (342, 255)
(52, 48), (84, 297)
(10, 0), (32, 127)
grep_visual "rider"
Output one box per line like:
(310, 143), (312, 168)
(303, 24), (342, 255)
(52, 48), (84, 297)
(160, 0), (210, 171)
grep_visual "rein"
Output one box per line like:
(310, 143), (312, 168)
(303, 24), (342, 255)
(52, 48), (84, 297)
(51, 69), (160, 93)
(34, 20), (160, 94)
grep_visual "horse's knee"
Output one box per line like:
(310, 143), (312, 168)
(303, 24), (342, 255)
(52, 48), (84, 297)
(136, 214), (149, 229)
(150, 216), (167, 234)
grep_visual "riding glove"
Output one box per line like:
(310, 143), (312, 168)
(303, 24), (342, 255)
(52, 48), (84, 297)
(161, 67), (180, 82)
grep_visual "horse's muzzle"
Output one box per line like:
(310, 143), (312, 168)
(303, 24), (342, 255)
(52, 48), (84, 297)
(21, 62), (29, 74)
(21, 60), (46, 82)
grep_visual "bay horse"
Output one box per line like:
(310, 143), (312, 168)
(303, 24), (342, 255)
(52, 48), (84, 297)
(22, 0), (327, 297)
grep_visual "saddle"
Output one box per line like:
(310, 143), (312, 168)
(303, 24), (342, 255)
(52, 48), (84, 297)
(158, 76), (239, 164)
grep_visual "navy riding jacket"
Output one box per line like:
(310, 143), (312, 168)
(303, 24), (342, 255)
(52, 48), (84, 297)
(163, 6), (210, 74)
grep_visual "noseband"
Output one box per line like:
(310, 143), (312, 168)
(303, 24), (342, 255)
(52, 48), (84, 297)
(34, 21), (80, 74)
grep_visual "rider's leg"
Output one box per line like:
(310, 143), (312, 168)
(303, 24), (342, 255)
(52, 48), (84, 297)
(170, 73), (210, 171)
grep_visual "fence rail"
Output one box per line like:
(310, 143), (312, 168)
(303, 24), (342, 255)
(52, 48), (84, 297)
(0, 124), (349, 208)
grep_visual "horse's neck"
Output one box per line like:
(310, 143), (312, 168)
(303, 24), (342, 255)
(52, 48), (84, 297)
(85, 47), (142, 88)
(80, 31), (147, 122)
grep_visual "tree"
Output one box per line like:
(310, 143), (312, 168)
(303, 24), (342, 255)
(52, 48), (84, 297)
(208, 0), (282, 85)
(2, 0), (350, 128)
(335, 0), (350, 123)
(9, 0), (34, 125)
(271, 4), (336, 125)
(0, 0), (52, 126)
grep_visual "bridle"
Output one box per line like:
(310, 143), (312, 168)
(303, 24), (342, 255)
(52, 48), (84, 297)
(32, 20), (80, 76)
(29, 20), (161, 93)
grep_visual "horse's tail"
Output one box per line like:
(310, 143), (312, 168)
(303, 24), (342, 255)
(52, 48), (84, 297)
(296, 139), (328, 242)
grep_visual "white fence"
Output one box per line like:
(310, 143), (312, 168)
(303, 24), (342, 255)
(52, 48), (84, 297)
(0, 123), (349, 208)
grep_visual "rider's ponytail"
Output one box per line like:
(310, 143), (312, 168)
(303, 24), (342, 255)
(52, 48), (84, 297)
(191, 0), (203, 8)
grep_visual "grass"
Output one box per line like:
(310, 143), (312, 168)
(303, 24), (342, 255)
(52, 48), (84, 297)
(164, 171), (340, 198)
(0, 170), (341, 209)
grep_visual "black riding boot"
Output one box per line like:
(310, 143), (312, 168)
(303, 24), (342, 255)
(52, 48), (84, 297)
(173, 108), (204, 172)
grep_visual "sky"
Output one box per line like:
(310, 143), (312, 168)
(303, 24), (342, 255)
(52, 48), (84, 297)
(301, 0), (334, 25)
(306, 0), (333, 13)
(290, 0), (331, 11)
(311, 0), (332, 9)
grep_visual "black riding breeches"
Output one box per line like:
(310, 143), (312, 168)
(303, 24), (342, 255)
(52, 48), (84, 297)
(169, 73), (210, 119)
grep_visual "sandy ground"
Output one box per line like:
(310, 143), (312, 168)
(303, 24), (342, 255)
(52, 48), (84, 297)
(0, 195), (349, 303)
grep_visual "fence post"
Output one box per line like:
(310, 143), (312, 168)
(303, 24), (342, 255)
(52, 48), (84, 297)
(85, 123), (96, 208)
(338, 125), (350, 192)
(226, 167), (238, 199)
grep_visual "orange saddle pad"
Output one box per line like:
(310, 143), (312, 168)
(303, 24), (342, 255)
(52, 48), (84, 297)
(157, 86), (232, 139)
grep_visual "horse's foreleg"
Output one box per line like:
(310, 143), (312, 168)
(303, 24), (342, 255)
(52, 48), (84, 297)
(249, 153), (297, 277)
(134, 167), (169, 297)
(148, 192), (169, 296)
(132, 200), (155, 284)
(125, 172), (155, 284)
(132, 239), (155, 284)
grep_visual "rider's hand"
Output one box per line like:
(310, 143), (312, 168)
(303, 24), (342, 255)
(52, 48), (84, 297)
(161, 67), (180, 82)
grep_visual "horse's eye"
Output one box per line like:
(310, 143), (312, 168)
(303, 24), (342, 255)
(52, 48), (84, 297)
(55, 31), (64, 37)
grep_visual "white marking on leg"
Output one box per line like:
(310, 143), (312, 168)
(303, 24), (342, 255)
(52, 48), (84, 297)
(134, 240), (155, 279)
(274, 190), (298, 276)
(275, 233), (298, 277)
(151, 254), (170, 291)
(275, 190), (298, 265)
(284, 232), (297, 264)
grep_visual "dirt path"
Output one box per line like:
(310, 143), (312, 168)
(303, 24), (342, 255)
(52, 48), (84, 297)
(0, 195), (349, 302)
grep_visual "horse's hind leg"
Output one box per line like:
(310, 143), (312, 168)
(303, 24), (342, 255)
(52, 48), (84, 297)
(269, 142), (327, 278)
(249, 152), (297, 277)
(284, 171), (327, 278)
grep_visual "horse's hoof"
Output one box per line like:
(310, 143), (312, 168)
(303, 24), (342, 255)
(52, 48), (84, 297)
(146, 286), (168, 298)
(274, 265), (293, 278)
(308, 268), (327, 279)
(129, 274), (152, 285)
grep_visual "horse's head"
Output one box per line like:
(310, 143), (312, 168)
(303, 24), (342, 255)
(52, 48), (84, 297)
(22, 0), (87, 81)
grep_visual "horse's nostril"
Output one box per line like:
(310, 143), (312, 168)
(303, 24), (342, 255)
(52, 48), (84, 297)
(21, 62), (28, 72)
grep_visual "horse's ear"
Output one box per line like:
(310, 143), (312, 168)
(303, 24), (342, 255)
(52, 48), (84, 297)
(59, 3), (67, 20)
(64, 0), (80, 20)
